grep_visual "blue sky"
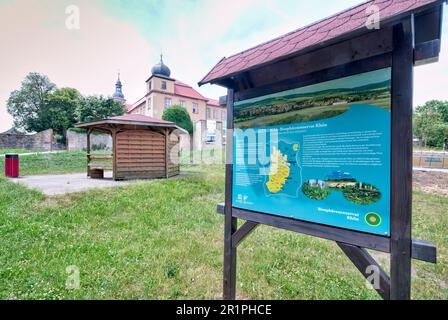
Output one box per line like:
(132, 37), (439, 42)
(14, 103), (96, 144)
(0, 0), (447, 132)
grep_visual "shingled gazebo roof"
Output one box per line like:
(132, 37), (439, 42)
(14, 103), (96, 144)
(75, 114), (188, 134)
(199, 0), (444, 86)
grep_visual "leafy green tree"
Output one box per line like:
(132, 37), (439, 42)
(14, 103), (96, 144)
(44, 88), (81, 139)
(75, 95), (125, 123)
(7, 72), (56, 132)
(162, 105), (193, 134)
(414, 100), (448, 148)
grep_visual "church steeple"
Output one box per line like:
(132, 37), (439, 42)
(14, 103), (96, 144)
(151, 54), (171, 78)
(113, 72), (125, 103)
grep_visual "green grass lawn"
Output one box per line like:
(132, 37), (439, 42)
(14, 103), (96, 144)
(0, 163), (446, 299)
(0, 151), (87, 176)
(0, 148), (30, 155)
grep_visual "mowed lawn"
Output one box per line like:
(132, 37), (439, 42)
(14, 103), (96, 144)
(0, 154), (447, 299)
(0, 151), (87, 175)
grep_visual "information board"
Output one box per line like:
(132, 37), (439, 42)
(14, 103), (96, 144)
(232, 68), (391, 236)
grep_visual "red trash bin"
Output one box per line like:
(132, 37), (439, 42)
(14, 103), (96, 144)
(5, 154), (19, 178)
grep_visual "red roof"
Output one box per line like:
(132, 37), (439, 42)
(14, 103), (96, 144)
(199, 0), (441, 85)
(206, 98), (220, 107)
(126, 100), (145, 114)
(109, 114), (173, 124)
(123, 104), (133, 112)
(174, 80), (208, 101)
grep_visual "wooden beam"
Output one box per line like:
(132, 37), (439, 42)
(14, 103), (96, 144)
(234, 27), (393, 91)
(219, 95), (227, 107)
(165, 128), (169, 178)
(232, 221), (259, 248)
(86, 128), (92, 177)
(390, 16), (414, 300)
(223, 88), (238, 300)
(216, 204), (437, 263)
(235, 53), (392, 102)
(337, 242), (390, 300)
(111, 127), (118, 181)
(217, 204), (390, 253)
(414, 4), (443, 44)
(414, 39), (441, 65)
(412, 239), (437, 264)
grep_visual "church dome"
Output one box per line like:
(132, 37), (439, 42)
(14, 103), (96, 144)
(151, 55), (171, 77)
(113, 73), (125, 101)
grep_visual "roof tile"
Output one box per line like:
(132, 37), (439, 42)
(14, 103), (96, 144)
(199, 0), (440, 85)
(174, 80), (208, 101)
(109, 114), (174, 124)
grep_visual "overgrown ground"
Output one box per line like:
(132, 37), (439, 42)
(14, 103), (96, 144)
(0, 152), (447, 299)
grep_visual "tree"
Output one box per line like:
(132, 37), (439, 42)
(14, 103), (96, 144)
(44, 88), (81, 139)
(7, 72), (56, 132)
(162, 105), (193, 134)
(414, 100), (448, 148)
(75, 95), (125, 123)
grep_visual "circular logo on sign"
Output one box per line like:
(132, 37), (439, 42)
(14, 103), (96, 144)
(365, 212), (382, 227)
(293, 143), (300, 152)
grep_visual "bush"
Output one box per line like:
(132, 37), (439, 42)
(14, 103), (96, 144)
(162, 105), (193, 134)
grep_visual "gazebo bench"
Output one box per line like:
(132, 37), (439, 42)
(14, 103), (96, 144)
(88, 163), (113, 179)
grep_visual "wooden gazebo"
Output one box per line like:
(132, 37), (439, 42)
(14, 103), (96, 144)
(75, 114), (187, 180)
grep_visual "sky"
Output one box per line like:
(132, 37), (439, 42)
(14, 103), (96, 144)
(0, 0), (447, 132)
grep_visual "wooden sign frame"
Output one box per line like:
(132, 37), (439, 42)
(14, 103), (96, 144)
(217, 15), (440, 300)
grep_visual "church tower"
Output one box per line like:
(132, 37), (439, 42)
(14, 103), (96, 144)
(113, 72), (126, 104)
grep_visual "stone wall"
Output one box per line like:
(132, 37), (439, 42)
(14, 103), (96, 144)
(66, 130), (112, 151)
(0, 129), (58, 151)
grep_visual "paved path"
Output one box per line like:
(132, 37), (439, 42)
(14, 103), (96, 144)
(9, 172), (133, 196)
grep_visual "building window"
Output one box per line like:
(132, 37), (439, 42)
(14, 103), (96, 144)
(161, 81), (167, 90)
(192, 103), (199, 114)
(221, 111), (226, 121)
(148, 81), (152, 91)
(213, 109), (218, 120)
(179, 100), (185, 108)
(165, 98), (172, 109)
(206, 120), (217, 144)
(206, 108), (211, 119)
(206, 134), (216, 143)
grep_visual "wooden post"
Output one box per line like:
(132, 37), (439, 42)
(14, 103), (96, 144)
(86, 128), (92, 177)
(111, 127), (117, 180)
(390, 16), (414, 300)
(165, 128), (169, 178)
(337, 242), (390, 300)
(223, 88), (238, 300)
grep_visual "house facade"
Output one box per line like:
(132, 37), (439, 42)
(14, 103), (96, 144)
(114, 56), (226, 151)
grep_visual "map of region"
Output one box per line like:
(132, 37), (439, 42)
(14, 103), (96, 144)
(266, 146), (290, 193)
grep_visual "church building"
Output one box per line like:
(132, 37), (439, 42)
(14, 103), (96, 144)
(112, 56), (226, 150)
